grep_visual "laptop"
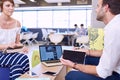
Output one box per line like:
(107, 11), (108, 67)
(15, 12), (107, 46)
(39, 45), (62, 67)
(63, 50), (86, 64)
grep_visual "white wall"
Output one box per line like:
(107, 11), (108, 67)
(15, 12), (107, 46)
(91, 0), (105, 28)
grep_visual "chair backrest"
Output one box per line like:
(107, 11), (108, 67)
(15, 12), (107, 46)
(76, 36), (89, 44)
(88, 28), (104, 50)
(49, 33), (64, 45)
(32, 50), (40, 68)
(41, 29), (48, 41)
(32, 32), (39, 39)
(22, 32), (32, 40)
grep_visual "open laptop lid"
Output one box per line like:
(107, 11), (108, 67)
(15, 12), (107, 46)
(39, 45), (62, 62)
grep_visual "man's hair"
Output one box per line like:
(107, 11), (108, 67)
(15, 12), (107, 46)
(80, 24), (84, 27)
(74, 24), (78, 27)
(0, 0), (14, 12)
(102, 0), (120, 15)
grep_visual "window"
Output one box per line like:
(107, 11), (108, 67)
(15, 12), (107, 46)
(12, 6), (92, 28)
(22, 11), (37, 28)
(12, 11), (22, 26)
(53, 10), (69, 28)
(38, 11), (52, 28)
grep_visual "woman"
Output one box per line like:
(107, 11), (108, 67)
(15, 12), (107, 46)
(0, 0), (29, 79)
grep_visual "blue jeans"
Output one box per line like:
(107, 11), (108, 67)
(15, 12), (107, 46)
(65, 56), (120, 80)
(65, 71), (120, 80)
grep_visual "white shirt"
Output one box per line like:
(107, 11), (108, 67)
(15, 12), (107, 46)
(0, 27), (21, 44)
(96, 14), (120, 78)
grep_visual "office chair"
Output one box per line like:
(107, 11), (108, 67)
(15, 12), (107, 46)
(76, 35), (89, 49)
(22, 32), (33, 46)
(41, 29), (49, 45)
(49, 33), (64, 45)
(31, 32), (39, 44)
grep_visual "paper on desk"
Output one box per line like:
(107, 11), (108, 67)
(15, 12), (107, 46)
(16, 78), (50, 80)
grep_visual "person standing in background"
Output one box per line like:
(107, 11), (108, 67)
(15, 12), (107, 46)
(0, 0), (29, 79)
(60, 0), (120, 80)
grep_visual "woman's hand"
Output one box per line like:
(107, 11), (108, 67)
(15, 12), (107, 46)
(15, 43), (23, 47)
(22, 46), (29, 53)
(15, 43), (28, 53)
(60, 57), (75, 68)
(9, 43), (29, 54)
(7, 42), (16, 48)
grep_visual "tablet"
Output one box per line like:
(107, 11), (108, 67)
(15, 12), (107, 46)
(63, 50), (86, 64)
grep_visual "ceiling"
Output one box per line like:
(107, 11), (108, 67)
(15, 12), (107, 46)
(0, 0), (91, 7)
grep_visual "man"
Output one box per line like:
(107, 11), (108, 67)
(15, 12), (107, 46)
(79, 24), (86, 36)
(72, 24), (86, 46)
(60, 0), (120, 80)
(71, 24), (80, 46)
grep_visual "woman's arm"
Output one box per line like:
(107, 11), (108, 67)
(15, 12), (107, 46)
(0, 44), (9, 50)
(15, 20), (21, 44)
(0, 43), (16, 50)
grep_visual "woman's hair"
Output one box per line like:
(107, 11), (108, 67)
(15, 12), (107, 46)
(0, 0), (14, 12)
(102, 0), (120, 15)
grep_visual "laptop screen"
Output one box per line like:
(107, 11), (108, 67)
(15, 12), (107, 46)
(39, 45), (62, 62)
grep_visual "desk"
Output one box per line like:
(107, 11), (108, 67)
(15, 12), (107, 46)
(19, 63), (66, 80)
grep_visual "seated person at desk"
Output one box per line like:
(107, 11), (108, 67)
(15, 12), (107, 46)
(0, 0), (29, 79)
(79, 24), (86, 36)
(71, 24), (86, 46)
(60, 0), (120, 80)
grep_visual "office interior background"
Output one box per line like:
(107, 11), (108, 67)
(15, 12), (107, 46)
(0, 0), (93, 29)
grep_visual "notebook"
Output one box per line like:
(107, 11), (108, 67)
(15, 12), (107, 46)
(39, 45), (62, 67)
(63, 50), (86, 64)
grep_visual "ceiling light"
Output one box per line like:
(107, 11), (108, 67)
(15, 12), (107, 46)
(30, 0), (36, 2)
(45, 0), (70, 3)
(13, 0), (25, 4)
(57, 2), (62, 6)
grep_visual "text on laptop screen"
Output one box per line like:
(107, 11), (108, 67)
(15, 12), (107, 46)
(39, 45), (62, 61)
